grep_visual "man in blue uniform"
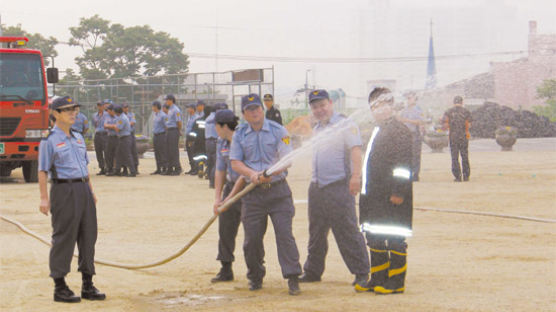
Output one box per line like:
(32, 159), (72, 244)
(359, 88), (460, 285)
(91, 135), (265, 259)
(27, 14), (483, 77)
(103, 103), (118, 175)
(112, 106), (136, 177)
(211, 109), (244, 282)
(230, 93), (302, 296)
(123, 103), (139, 174)
(300, 90), (370, 291)
(38, 96), (106, 303)
(205, 104), (221, 188)
(92, 101), (107, 175)
(164, 94), (183, 175)
(185, 103), (198, 175)
(71, 106), (89, 136)
(359, 87), (413, 294)
(151, 101), (168, 174)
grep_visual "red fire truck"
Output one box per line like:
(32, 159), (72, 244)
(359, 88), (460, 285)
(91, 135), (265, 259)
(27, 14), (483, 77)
(0, 37), (58, 182)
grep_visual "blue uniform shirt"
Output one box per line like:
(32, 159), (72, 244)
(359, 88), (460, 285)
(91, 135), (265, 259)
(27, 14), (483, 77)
(216, 138), (240, 183)
(205, 112), (218, 139)
(186, 114), (197, 134)
(312, 112), (362, 186)
(165, 105), (182, 128)
(38, 126), (89, 179)
(116, 114), (131, 137)
(92, 111), (105, 133)
(125, 111), (136, 132)
(230, 119), (292, 182)
(400, 105), (423, 134)
(71, 112), (88, 133)
(152, 111), (167, 134)
(104, 114), (117, 136)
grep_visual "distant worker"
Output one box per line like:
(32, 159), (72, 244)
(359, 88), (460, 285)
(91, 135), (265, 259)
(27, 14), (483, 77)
(442, 95), (472, 182)
(105, 106), (136, 177)
(103, 103), (118, 175)
(359, 87), (413, 294)
(38, 96), (106, 303)
(123, 103), (139, 174)
(230, 93), (302, 296)
(195, 100), (206, 119)
(151, 101), (168, 175)
(263, 93), (283, 125)
(92, 101), (107, 175)
(300, 89), (370, 291)
(71, 106), (89, 136)
(185, 103), (198, 175)
(164, 94), (183, 175)
(398, 91), (424, 181)
(211, 109), (244, 283)
(204, 104), (219, 188)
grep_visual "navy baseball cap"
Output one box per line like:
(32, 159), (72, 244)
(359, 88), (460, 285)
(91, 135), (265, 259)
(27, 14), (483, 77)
(51, 96), (79, 110)
(215, 102), (228, 110)
(102, 99), (113, 105)
(122, 103), (129, 108)
(114, 105), (123, 114)
(263, 94), (273, 101)
(241, 94), (263, 111)
(106, 104), (115, 111)
(164, 94), (176, 102)
(196, 100), (206, 107)
(215, 109), (236, 123)
(186, 103), (196, 109)
(309, 89), (329, 104)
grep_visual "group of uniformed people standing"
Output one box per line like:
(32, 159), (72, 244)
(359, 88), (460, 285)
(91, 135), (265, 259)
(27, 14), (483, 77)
(39, 87), (416, 302)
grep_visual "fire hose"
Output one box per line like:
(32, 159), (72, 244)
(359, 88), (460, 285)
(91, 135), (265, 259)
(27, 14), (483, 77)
(1, 181), (554, 270)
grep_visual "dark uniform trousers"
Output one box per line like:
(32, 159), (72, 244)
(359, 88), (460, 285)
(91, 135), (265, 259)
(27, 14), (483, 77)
(105, 135), (119, 172)
(411, 132), (422, 180)
(153, 132), (168, 171)
(206, 138), (217, 185)
(115, 135), (136, 174)
(130, 131), (138, 170)
(166, 128), (181, 171)
(449, 137), (470, 180)
(217, 181), (242, 262)
(94, 131), (107, 170)
(241, 180), (302, 281)
(49, 181), (97, 278)
(185, 138), (196, 171)
(366, 234), (407, 290)
(304, 179), (370, 278)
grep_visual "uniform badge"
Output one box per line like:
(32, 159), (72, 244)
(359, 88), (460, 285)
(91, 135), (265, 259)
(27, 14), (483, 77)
(248, 96), (254, 101)
(76, 139), (82, 144)
(177, 113), (180, 117)
(281, 136), (290, 145)
(118, 120), (123, 125)
(56, 142), (66, 148)
(313, 91), (319, 95)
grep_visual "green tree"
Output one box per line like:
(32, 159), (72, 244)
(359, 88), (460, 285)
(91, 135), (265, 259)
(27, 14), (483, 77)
(69, 16), (189, 80)
(534, 79), (556, 122)
(2, 24), (58, 66)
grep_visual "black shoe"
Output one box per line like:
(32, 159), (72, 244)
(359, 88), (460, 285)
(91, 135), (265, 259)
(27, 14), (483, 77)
(299, 273), (321, 283)
(170, 169), (182, 176)
(463, 176), (469, 182)
(353, 274), (370, 292)
(106, 171), (120, 176)
(188, 170), (198, 176)
(126, 173), (136, 177)
(248, 280), (262, 291)
(454, 177), (462, 182)
(96, 170), (106, 176)
(54, 285), (81, 303)
(211, 267), (234, 283)
(288, 277), (301, 296)
(150, 170), (161, 175)
(81, 284), (106, 301)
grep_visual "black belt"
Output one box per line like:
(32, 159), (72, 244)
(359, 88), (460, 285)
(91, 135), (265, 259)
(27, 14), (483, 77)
(257, 179), (285, 190)
(52, 177), (89, 184)
(154, 132), (166, 136)
(95, 131), (107, 135)
(206, 137), (217, 141)
(167, 127), (178, 130)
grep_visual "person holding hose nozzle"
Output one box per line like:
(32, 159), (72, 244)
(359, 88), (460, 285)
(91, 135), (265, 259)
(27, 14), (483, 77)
(38, 96), (106, 303)
(359, 87), (413, 294)
(210, 109), (246, 283)
(230, 93), (303, 296)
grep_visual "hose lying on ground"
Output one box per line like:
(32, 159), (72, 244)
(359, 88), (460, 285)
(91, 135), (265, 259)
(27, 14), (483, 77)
(0, 183), (255, 270)
(2, 188), (554, 270)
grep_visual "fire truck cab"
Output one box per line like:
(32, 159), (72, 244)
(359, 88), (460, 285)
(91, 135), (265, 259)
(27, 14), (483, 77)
(0, 37), (58, 182)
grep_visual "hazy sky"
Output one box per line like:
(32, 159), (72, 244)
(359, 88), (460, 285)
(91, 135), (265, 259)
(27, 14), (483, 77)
(2, 0), (555, 106)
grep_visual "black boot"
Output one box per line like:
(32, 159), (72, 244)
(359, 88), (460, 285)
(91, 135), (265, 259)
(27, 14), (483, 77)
(374, 245), (407, 295)
(211, 261), (234, 283)
(53, 278), (80, 303)
(366, 247), (389, 292)
(287, 276), (301, 296)
(81, 273), (106, 300)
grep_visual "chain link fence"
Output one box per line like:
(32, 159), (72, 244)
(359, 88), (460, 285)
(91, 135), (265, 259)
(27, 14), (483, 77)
(55, 68), (274, 137)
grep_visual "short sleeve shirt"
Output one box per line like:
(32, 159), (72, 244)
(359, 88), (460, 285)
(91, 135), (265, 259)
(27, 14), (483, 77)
(165, 105), (182, 128)
(93, 111), (105, 132)
(216, 138), (240, 183)
(38, 126), (89, 179)
(116, 114), (131, 137)
(152, 111), (167, 134)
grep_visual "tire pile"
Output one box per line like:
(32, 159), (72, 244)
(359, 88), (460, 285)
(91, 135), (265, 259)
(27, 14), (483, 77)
(470, 102), (556, 138)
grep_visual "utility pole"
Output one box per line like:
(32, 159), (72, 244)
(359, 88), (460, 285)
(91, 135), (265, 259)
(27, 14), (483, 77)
(304, 69), (311, 108)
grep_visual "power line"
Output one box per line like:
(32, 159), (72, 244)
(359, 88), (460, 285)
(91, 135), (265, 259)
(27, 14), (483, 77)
(188, 50), (526, 64)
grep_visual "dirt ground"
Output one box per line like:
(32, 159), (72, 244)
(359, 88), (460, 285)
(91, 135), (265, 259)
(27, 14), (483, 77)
(1, 138), (555, 312)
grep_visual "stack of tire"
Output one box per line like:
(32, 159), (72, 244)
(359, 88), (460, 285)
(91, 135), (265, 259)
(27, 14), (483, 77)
(470, 102), (556, 138)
